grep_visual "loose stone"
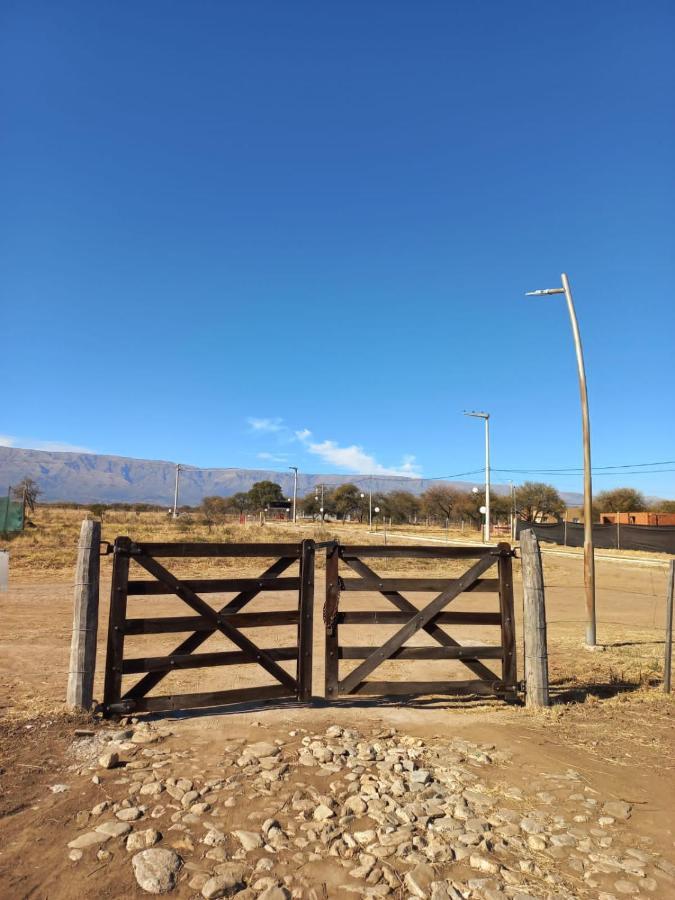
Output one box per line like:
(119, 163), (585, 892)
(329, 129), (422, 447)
(131, 848), (183, 894)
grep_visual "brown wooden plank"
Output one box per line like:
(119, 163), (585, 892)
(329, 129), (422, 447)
(341, 545), (495, 559)
(339, 554), (497, 695)
(297, 539), (315, 702)
(102, 536), (131, 712)
(122, 647), (299, 674)
(340, 577), (498, 593)
(125, 611), (300, 634)
(127, 577), (300, 595)
(324, 544), (340, 701)
(124, 555), (296, 700)
(114, 684), (293, 714)
(337, 611), (502, 625)
(342, 556), (501, 683)
(133, 554), (298, 692)
(345, 680), (504, 697)
(132, 542), (301, 558)
(497, 543), (518, 695)
(338, 645), (503, 660)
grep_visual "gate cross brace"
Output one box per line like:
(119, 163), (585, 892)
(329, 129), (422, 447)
(126, 553), (297, 698)
(339, 553), (498, 695)
(342, 555), (500, 684)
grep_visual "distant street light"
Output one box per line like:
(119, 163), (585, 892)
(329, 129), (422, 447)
(289, 466), (298, 524)
(464, 412), (490, 542)
(172, 464), (182, 519)
(526, 272), (596, 647)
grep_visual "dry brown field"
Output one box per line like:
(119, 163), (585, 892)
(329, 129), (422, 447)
(0, 507), (673, 899)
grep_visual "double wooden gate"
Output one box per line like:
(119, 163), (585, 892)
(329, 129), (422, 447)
(102, 537), (516, 716)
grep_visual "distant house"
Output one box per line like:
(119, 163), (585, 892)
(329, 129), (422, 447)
(600, 511), (675, 526)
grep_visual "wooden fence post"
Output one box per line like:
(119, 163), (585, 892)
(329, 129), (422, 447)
(297, 539), (315, 703)
(520, 528), (550, 708)
(664, 559), (674, 694)
(66, 518), (101, 710)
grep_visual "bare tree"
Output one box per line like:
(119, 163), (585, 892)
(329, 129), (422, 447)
(13, 477), (42, 513)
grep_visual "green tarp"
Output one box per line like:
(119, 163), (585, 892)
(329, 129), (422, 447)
(0, 496), (24, 533)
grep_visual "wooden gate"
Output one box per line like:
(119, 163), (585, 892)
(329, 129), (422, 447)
(102, 538), (314, 715)
(323, 542), (517, 700)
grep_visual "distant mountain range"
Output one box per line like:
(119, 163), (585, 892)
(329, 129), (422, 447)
(0, 446), (584, 506)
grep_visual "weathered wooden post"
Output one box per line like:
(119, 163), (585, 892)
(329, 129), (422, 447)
(0, 550), (8, 592)
(66, 518), (101, 710)
(664, 559), (674, 694)
(520, 528), (550, 707)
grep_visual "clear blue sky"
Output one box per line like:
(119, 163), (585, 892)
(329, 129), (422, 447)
(2, 1), (674, 497)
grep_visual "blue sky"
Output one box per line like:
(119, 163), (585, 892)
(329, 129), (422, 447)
(2, 1), (674, 497)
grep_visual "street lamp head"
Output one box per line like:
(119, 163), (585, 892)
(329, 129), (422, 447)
(464, 410), (489, 419)
(525, 288), (565, 296)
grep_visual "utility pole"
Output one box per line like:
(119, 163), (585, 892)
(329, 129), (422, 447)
(289, 466), (298, 524)
(464, 411), (490, 542)
(369, 475), (373, 529)
(526, 273), (596, 647)
(172, 464), (182, 519)
(315, 483), (325, 522)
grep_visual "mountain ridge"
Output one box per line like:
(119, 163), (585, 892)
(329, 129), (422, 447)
(0, 445), (584, 506)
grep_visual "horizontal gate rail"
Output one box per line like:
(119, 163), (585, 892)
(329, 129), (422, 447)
(102, 538), (314, 716)
(124, 610), (300, 634)
(340, 577), (498, 592)
(127, 577), (301, 595)
(336, 611), (502, 625)
(324, 542), (517, 702)
(127, 542), (302, 558)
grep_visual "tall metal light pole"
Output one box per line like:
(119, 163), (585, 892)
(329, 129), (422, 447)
(464, 411), (490, 542)
(526, 272), (596, 647)
(172, 464), (182, 519)
(289, 466), (298, 524)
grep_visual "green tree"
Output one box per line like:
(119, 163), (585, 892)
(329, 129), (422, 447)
(332, 484), (364, 521)
(386, 491), (421, 524)
(227, 492), (251, 514)
(247, 480), (285, 512)
(515, 482), (565, 522)
(653, 499), (675, 513)
(596, 487), (647, 513)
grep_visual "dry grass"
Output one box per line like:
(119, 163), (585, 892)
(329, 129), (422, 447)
(2, 506), (671, 696)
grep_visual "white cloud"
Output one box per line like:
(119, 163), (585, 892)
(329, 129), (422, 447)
(0, 435), (93, 453)
(257, 452), (289, 463)
(245, 417), (421, 477)
(305, 439), (420, 478)
(247, 417), (285, 433)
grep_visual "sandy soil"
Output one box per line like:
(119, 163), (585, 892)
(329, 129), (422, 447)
(0, 529), (673, 898)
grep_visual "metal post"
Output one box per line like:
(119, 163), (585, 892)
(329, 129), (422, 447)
(369, 477), (373, 530)
(526, 273), (596, 647)
(664, 560), (674, 693)
(484, 414), (491, 543)
(289, 466), (298, 524)
(464, 411), (490, 543)
(172, 464), (181, 519)
(561, 273), (596, 646)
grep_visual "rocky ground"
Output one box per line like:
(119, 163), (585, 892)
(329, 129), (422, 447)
(4, 716), (672, 900)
